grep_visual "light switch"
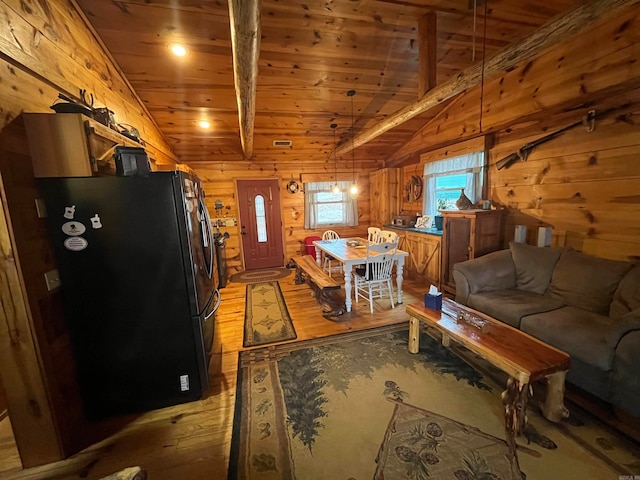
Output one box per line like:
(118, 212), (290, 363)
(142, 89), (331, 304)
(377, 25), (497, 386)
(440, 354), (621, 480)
(44, 270), (61, 291)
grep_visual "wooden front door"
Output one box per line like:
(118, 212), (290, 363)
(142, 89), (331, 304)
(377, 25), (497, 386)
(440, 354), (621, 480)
(237, 179), (285, 270)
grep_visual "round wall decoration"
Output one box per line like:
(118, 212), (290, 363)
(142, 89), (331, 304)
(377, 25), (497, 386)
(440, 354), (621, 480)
(405, 175), (423, 202)
(286, 180), (300, 194)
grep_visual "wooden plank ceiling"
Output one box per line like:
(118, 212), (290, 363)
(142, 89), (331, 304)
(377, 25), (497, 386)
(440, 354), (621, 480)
(75, 0), (581, 165)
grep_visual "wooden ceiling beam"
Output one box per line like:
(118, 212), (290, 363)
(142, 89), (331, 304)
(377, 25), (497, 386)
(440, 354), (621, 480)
(228, 0), (261, 160)
(335, 0), (639, 157)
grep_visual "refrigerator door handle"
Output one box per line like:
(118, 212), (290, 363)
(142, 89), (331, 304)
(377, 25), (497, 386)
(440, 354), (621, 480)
(200, 197), (214, 279)
(204, 289), (220, 321)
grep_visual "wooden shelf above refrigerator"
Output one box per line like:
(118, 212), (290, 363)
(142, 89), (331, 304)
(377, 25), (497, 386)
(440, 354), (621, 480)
(24, 113), (143, 178)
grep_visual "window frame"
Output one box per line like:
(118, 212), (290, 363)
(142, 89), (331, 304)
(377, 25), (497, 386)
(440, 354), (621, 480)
(422, 150), (486, 220)
(304, 180), (358, 229)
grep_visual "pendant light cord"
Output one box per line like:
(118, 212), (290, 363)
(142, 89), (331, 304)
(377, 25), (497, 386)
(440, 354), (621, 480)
(479, 0), (488, 133)
(331, 123), (338, 192)
(351, 95), (355, 181)
(347, 89), (357, 195)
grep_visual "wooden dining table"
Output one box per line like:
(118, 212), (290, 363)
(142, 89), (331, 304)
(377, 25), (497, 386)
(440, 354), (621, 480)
(312, 237), (409, 313)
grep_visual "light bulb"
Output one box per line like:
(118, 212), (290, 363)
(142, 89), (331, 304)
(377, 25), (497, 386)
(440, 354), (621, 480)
(169, 43), (189, 57)
(350, 183), (358, 195)
(198, 120), (211, 129)
(332, 183), (341, 194)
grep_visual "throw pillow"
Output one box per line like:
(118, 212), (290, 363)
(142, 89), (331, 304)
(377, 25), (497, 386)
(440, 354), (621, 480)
(509, 242), (563, 294)
(548, 250), (632, 315)
(610, 265), (640, 318)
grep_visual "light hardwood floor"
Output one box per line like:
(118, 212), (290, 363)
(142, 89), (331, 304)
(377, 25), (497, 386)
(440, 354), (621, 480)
(0, 271), (427, 479)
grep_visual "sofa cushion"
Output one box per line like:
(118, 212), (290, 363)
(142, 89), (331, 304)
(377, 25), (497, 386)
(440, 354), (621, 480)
(612, 330), (640, 417)
(605, 309), (640, 348)
(610, 265), (640, 318)
(520, 306), (617, 372)
(467, 289), (565, 328)
(548, 250), (632, 315)
(509, 242), (563, 294)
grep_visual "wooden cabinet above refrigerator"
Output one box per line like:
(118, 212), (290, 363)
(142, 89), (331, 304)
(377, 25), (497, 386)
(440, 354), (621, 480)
(23, 113), (142, 178)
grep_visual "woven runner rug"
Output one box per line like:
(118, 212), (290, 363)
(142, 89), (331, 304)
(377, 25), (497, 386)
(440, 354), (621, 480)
(243, 282), (297, 348)
(230, 325), (640, 479)
(230, 268), (292, 284)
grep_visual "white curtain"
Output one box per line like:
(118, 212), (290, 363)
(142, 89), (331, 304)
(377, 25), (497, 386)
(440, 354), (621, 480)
(304, 181), (358, 229)
(423, 151), (485, 219)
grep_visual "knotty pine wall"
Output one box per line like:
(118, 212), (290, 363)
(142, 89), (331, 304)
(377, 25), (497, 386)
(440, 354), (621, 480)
(193, 162), (373, 274)
(396, 4), (640, 262)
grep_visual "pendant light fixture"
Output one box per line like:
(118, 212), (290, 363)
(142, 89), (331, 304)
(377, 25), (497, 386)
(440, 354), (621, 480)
(330, 123), (341, 194)
(347, 89), (358, 197)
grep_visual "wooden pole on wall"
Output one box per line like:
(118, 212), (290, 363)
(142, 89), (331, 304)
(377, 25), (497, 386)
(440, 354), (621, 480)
(335, 0), (640, 157)
(228, 0), (261, 160)
(418, 12), (437, 99)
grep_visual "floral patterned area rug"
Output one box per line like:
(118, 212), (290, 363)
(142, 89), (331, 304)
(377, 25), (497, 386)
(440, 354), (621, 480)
(229, 325), (640, 479)
(243, 281), (297, 348)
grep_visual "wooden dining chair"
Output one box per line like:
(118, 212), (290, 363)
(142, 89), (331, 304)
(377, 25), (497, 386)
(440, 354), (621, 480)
(353, 240), (398, 313)
(379, 230), (398, 244)
(322, 230), (341, 277)
(367, 227), (382, 243)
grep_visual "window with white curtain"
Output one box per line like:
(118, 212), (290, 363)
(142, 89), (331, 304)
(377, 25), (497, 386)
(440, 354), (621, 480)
(422, 151), (485, 219)
(304, 181), (358, 229)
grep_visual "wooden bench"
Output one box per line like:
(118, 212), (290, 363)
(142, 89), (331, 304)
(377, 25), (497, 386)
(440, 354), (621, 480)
(293, 255), (345, 320)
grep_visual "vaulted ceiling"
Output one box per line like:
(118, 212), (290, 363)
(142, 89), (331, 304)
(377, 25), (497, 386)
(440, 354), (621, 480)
(75, 0), (581, 165)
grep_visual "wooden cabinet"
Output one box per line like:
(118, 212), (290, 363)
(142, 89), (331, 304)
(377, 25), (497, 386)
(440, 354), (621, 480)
(386, 227), (442, 289)
(440, 209), (502, 295)
(369, 168), (401, 226)
(23, 113), (142, 177)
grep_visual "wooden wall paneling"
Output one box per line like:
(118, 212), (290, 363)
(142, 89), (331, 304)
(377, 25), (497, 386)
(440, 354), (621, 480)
(0, 0), (176, 161)
(391, 92), (486, 166)
(390, 4), (640, 166)
(194, 163), (371, 275)
(336, 0), (633, 158)
(489, 102), (640, 260)
(0, 379), (6, 417)
(479, 5), (640, 126)
(369, 168), (400, 227)
(418, 136), (490, 165)
(0, 119), (64, 467)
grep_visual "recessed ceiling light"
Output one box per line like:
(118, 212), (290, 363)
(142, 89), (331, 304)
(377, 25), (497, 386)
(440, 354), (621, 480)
(169, 43), (189, 57)
(198, 120), (211, 129)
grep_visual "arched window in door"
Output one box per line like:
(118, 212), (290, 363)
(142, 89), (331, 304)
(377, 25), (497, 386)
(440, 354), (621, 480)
(255, 195), (267, 242)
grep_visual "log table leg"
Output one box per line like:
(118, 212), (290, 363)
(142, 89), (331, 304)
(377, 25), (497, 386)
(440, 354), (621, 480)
(501, 377), (530, 472)
(408, 316), (420, 353)
(542, 370), (570, 422)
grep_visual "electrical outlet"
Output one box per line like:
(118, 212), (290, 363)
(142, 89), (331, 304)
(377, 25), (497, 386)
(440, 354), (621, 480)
(44, 270), (61, 291)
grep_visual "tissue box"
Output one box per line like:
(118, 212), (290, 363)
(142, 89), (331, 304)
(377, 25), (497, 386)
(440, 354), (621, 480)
(424, 293), (442, 310)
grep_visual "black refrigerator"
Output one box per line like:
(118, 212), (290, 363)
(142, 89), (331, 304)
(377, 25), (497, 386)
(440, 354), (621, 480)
(39, 170), (220, 418)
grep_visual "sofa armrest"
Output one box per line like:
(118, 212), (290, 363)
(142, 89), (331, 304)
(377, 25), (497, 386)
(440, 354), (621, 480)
(607, 309), (640, 349)
(454, 249), (516, 305)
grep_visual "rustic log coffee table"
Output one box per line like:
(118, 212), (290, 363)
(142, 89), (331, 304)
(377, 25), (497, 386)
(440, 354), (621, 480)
(407, 298), (570, 459)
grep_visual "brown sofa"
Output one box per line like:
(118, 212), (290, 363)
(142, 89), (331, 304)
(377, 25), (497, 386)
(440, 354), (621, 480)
(453, 242), (640, 418)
